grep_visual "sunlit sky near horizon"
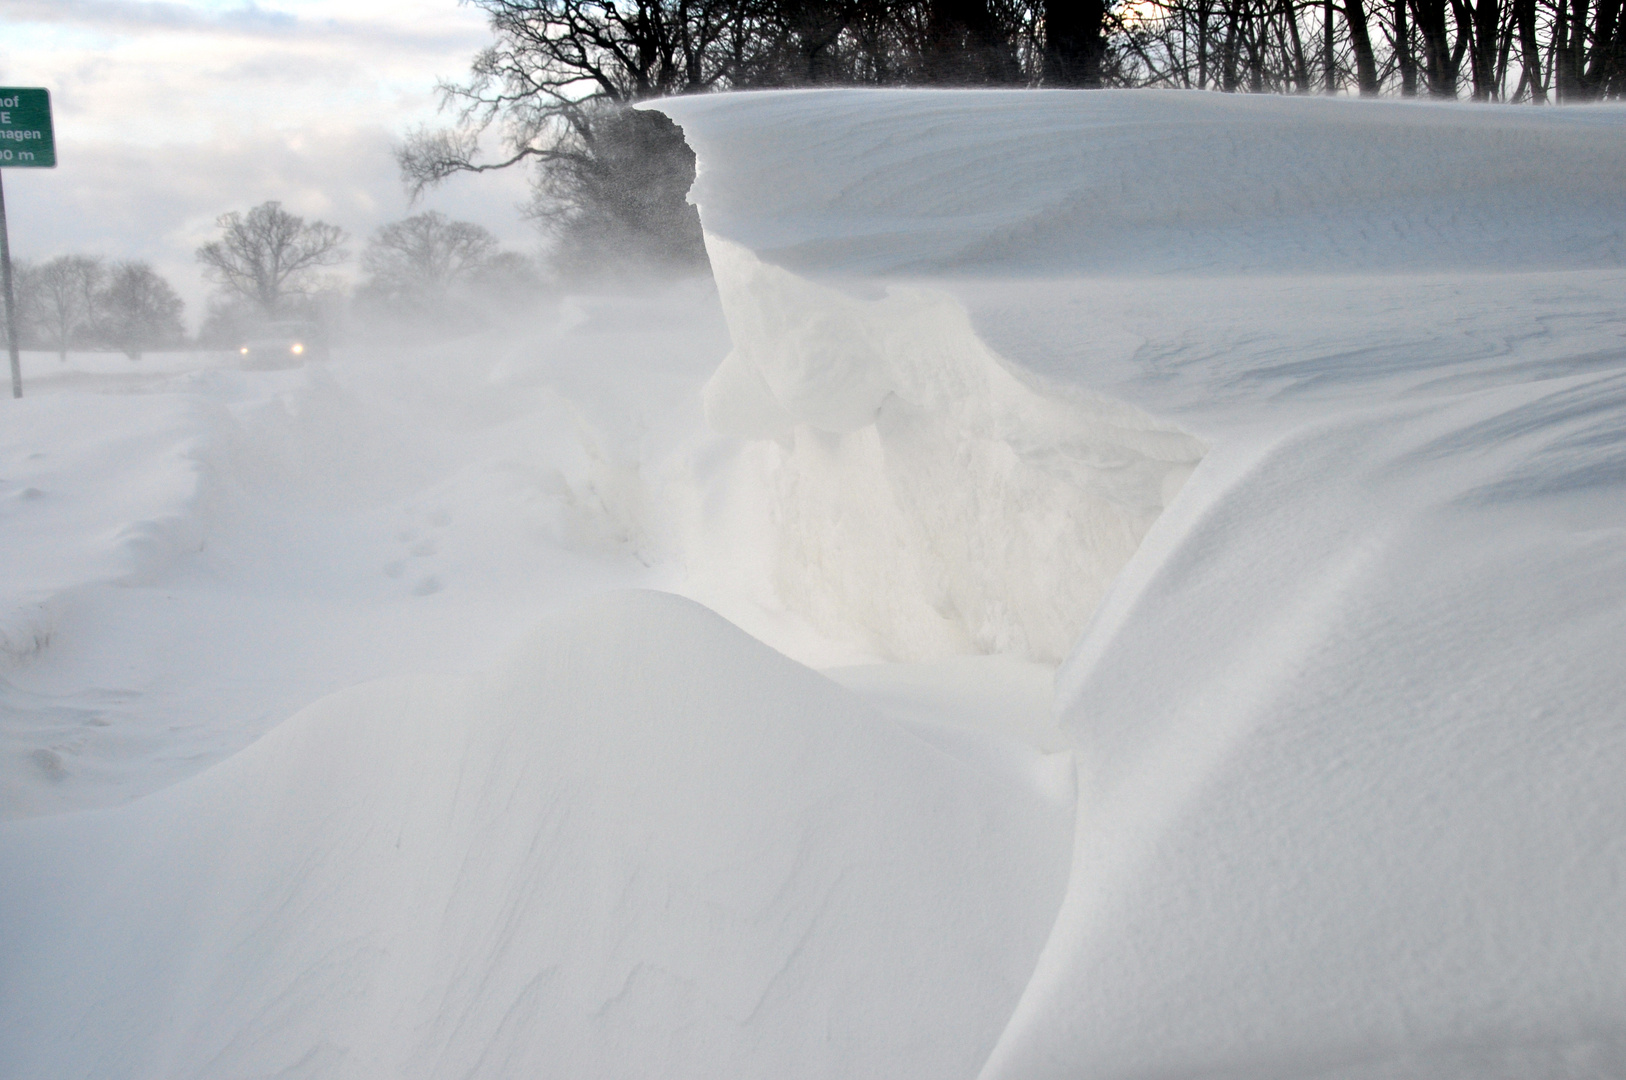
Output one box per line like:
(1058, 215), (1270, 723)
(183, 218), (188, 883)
(0, 0), (536, 326)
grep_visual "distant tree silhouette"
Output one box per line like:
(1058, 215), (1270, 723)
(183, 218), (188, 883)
(96, 262), (184, 360)
(197, 202), (347, 317)
(1044, 0), (1107, 86)
(355, 211), (541, 326)
(31, 255), (104, 361)
(360, 212), (501, 304)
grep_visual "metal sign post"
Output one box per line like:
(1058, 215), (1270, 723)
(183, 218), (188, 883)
(1, 88), (58, 399)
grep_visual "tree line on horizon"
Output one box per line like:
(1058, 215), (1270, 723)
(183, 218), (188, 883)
(6, 202), (543, 359)
(1116, 0), (1622, 98)
(7, 257), (187, 362)
(423, 0), (1624, 102)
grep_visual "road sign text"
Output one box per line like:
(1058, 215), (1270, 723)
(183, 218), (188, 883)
(0, 89), (56, 169)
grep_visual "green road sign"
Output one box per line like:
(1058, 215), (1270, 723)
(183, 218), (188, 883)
(0, 88), (56, 169)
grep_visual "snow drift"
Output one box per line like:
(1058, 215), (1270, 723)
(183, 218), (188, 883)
(0, 590), (1072, 1079)
(656, 89), (1626, 665)
(646, 89), (1626, 1078)
(0, 393), (218, 667)
(3, 87), (1626, 1080)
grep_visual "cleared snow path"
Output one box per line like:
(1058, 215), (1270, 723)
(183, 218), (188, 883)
(0, 288), (726, 817)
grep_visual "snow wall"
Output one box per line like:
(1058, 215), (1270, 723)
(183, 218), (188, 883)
(654, 89), (1626, 665)
(647, 89), (1626, 1079)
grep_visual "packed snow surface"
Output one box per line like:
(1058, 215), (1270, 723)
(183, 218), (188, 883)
(2, 591), (1071, 1078)
(4, 88), (1626, 1079)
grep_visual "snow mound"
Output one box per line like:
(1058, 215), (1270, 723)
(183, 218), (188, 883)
(0, 590), (1073, 1080)
(647, 90), (1626, 1079)
(980, 393), (1626, 1080)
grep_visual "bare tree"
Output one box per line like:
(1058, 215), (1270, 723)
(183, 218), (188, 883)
(397, 2), (749, 273)
(355, 215), (544, 335)
(362, 213), (501, 298)
(95, 262), (184, 360)
(30, 255), (104, 361)
(397, 1), (740, 194)
(196, 202), (347, 317)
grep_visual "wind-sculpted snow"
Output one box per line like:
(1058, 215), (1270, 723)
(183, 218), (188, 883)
(1, 393), (226, 811)
(645, 91), (1626, 1078)
(652, 89), (1625, 664)
(0, 591), (1073, 1079)
(656, 89), (1626, 277)
(680, 236), (1203, 661)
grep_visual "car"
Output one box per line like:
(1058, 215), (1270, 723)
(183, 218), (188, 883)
(237, 321), (327, 369)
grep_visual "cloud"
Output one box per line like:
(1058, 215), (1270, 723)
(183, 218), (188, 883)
(0, 0), (486, 53)
(2, 0), (490, 145)
(0, 0), (529, 329)
(5, 0), (294, 34)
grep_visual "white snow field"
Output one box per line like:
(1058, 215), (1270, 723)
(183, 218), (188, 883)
(3, 88), (1626, 1079)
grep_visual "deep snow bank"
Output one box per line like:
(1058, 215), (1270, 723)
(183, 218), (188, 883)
(983, 373), (1626, 1080)
(653, 90), (1625, 665)
(0, 590), (1073, 1079)
(648, 90), (1626, 1078)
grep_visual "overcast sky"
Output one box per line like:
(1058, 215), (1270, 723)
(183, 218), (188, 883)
(0, 0), (535, 326)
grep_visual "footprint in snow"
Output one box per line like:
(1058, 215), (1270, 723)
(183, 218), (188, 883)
(412, 576), (443, 596)
(383, 561), (405, 579)
(30, 748), (67, 780)
(410, 539), (437, 557)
